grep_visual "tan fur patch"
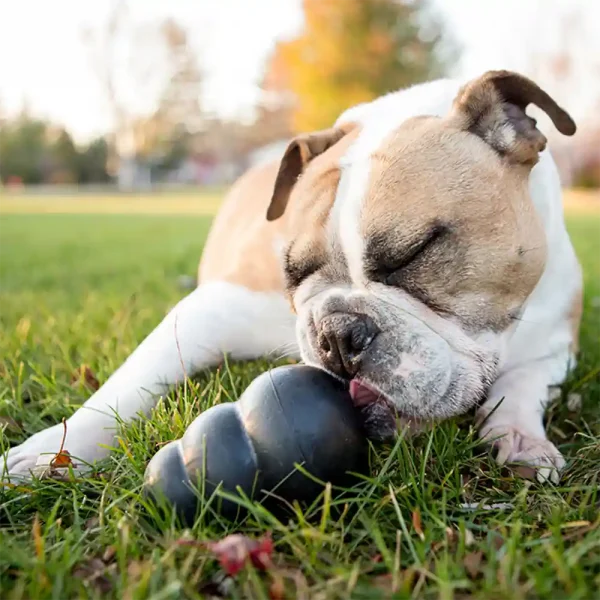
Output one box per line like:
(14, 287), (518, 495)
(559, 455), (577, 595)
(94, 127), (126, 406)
(361, 116), (547, 330)
(199, 125), (361, 293)
(282, 126), (361, 268)
(199, 160), (287, 292)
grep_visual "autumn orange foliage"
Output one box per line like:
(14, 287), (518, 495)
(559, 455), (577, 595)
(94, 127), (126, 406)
(268, 0), (447, 132)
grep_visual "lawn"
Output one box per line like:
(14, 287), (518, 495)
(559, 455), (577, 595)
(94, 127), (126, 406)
(0, 191), (599, 599)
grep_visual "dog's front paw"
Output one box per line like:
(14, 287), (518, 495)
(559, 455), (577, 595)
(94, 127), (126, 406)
(480, 425), (565, 484)
(2, 420), (114, 481)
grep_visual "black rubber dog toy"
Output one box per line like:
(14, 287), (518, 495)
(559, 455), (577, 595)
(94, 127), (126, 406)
(144, 365), (368, 524)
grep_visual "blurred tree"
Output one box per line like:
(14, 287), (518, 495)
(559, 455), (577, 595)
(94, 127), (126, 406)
(47, 128), (79, 183)
(83, 0), (133, 180)
(0, 112), (109, 184)
(0, 111), (48, 184)
(270, 0), (452, 132)
(155, 20), (204, 137)
(77, 137), (110, 184)
(84, 5), (204, 185)
(149, 19), (205, 173)
(250, 40), (296, 145)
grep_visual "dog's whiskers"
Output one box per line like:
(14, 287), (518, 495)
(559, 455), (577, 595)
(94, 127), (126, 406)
(267, 342), (298, 362)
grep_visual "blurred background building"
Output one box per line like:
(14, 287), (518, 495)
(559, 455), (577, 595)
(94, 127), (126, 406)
(0, 0), (598, 192)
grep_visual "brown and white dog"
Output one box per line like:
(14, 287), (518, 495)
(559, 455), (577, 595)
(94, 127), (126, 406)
(3, 70), (582, 483)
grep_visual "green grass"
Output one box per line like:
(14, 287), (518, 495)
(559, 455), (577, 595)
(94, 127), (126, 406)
(0, 204), (599, 599)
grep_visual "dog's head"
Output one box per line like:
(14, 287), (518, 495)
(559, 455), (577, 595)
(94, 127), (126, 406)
(266, 71), (576, 436)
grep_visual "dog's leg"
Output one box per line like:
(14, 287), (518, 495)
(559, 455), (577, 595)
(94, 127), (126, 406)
(3, 282), (297, 479)
(476, 359), (569, 484)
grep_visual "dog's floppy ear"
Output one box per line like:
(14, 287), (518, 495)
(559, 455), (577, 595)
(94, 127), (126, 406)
(450, 70), (576, 166)
(267, 125), (352, 221)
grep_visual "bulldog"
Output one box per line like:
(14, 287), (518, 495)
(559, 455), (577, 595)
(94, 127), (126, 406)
(3, 70), (582, 484)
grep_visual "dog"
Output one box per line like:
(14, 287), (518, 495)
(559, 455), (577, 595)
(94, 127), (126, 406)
(3, 70), (582, 484)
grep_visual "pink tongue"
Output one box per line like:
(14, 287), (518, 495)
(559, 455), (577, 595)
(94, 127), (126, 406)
(349, 380), (381, 407)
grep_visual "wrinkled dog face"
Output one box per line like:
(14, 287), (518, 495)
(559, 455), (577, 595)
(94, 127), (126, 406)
(267, 71), (575, 437)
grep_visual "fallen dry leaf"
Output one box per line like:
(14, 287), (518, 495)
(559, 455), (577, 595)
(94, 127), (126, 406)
(463, 551), (484, 579)
(71, 365), (100, 391)
(412, 509), (425, 541)
(51, 449), (74, 468)
(205, 533), (274, 576)
(269, 574), (285, 600)
(49, 419), (76, 470)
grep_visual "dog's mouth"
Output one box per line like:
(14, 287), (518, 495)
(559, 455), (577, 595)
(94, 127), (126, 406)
(349, 379), (413, 440)
(349, 378), (427, 440)
(349, 379), (383, 407)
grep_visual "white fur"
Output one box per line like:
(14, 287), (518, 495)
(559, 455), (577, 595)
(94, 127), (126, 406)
(332, 77), (581, 479)
(3, 283), (297, 478)
(2, 76), (581, 482)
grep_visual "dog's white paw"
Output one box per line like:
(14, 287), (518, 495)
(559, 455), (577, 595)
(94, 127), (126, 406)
(2, 420), (114, 481)
(480, 425), (565, 484)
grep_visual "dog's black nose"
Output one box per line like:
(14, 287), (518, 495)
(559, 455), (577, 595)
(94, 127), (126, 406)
(317, 313), (379, 379)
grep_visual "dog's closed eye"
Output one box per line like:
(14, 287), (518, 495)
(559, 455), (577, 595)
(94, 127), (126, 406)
(365, 224), (449, 285)
(284, 246), (325, 290)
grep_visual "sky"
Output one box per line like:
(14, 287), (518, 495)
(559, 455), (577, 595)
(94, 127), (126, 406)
(0, 0), (598, 142)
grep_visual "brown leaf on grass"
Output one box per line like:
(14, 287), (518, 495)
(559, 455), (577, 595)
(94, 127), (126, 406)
(71, 365), (100, 391)
(411, 509), (425, 541)
(463, 551), (484, 579)
(48, 419), (76, 470)
(51, 449), (74, 468)
(269, 574), (285, 600)
(202, 533), (274, 576)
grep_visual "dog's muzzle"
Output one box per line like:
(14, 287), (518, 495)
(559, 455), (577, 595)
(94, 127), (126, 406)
(316, 312), (380, 379)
